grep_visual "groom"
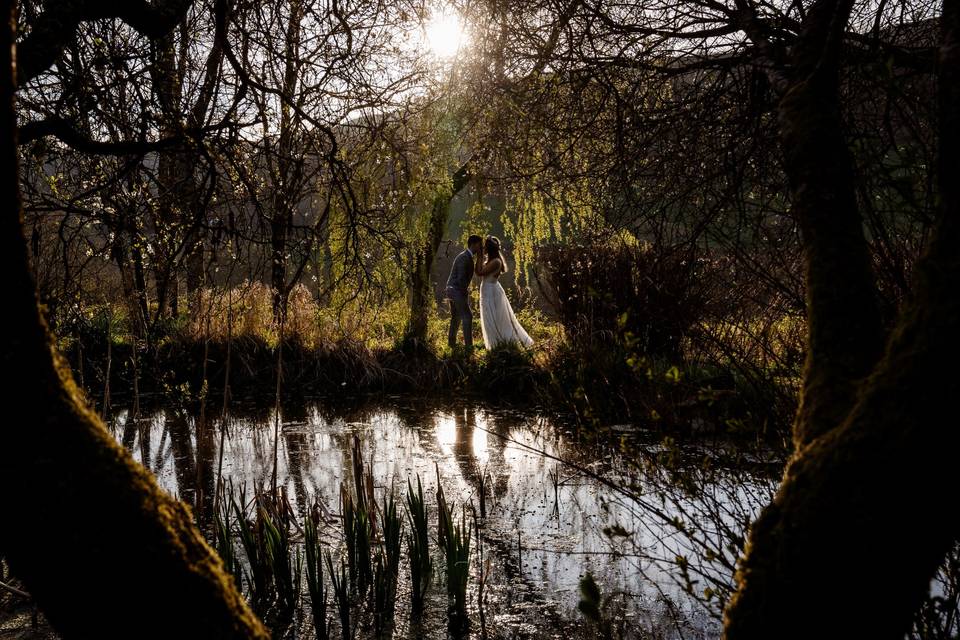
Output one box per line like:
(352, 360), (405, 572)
(445, 234), (483, 349)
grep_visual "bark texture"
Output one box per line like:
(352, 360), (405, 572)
(0, 3), (268, 638)
(404, 162), (472, 346)
(723, 0), (960, 636)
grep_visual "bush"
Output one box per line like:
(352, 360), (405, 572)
(536, 241), (723, 359)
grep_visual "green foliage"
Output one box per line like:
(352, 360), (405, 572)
(341, 489), (373, 596)
(441, 506), (472, 634)
(460, 198), (494, 243)
(213, 481), (243, 591)
(231, 490), (272, 613)
(260, 501), (301, 617)
(380, 491), (403, 580)
(326, 553), (351, 640)
(475, 342), (544, 398)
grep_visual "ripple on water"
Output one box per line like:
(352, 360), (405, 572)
(108, 398), (777, 639)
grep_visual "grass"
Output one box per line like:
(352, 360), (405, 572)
(260, 501), (301, 617)
(435, 471), (472, 634)
(327, 553), (351, 640)
(373, 555), (392, 638)
(62, 285), (798, 438)
(340, 488), (374, 596)
(213, 480), (243, 591)
(231, 488), (272, 613)
(380, 490), (403, 580)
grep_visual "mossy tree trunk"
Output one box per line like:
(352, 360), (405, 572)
(404, 161), (472, 347)
(723, 0), (960, 636)
(776, 0), (885, 449)
(0, 3), (267, 637)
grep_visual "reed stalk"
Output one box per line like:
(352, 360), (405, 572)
(405, 476), (432, 615)
(327, 553), (351, 640)
(304, 514), (328, 639)
(441, 506), (472, 635)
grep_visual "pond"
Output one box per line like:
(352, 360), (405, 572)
(111, 397), (780, 640)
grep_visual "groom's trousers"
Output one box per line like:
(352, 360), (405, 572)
(447, 291), (473, 348)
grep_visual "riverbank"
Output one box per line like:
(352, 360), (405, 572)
(60, 329), (796, 441)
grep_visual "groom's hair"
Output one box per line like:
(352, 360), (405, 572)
(467, 234), (483, 247)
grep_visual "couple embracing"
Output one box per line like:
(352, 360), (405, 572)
(445, 235), (534, 351)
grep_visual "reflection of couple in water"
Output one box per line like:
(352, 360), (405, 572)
(449, 404), (518, 507)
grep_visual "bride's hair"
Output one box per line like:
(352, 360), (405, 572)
(485, 236), (507, 274)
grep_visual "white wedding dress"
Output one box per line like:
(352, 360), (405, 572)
(479, 272), (534, 349)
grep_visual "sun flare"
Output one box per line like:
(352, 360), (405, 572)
(425, 11), (466, 58)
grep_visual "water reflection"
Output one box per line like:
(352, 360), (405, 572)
(112, 398), (777, 639)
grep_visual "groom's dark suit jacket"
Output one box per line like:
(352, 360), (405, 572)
(445, 249), (474, 297)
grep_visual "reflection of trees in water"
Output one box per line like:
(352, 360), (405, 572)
(440, 410), (777, 637)
(166, 409), (197, 506)
(195, 410), (216, 523)
(110, 399), (778, 638)
(281, 402), (310, 517)
(156, 407), (216, 523)
(579, 441), (778, 628)
(120, 414), (137, 452)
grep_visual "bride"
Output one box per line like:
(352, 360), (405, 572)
(474, 236), (534, 349)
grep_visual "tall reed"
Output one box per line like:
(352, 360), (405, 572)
(374, 489), (403, 635)
(304, 514), (328, 639)
(327, 553), (351, 640)
(256, 490), (301, 618)
(232, 489), (272, 612)
(441, 506), (472, 634)
(405, 476), (432, 615)
(380, 491), (402, 579)
(436, 465), (451, 550)
(373, 555), (390, 638)
(341, 486), (373, 595)
(213, 480), (243, 591)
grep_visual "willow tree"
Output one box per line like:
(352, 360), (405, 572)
(458, 0), (957, 633)
(403, 159), (472, 348)
(0, 0), (265, 635)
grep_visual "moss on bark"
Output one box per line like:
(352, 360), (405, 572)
(776, 0), (885, 448)
(724, 0), (960, 635)
(0, 3), (268, 638)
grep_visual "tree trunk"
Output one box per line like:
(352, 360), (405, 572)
(270, 198), (291, 323)
(404, 197), (448, 346)
(404, 162), (472, 346)
(0, 4), (267, 638)
(152, 29), (186, 321)
(131, 239), (151, 335)
(723, 197), (960, 638)
(775, 0), (885, 448)
(269, 0), (304, 325)
(723, 1), (960, 636)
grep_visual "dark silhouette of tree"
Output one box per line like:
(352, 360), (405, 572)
(0, 0), (266, 636)
(724, 0), (960, 636)
(453, 0), (956, 634)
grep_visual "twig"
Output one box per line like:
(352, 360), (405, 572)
(0, 579), (30, 599)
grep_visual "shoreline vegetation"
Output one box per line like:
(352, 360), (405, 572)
(3, 0), (959, 634)
(57, 283), (799, 443)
